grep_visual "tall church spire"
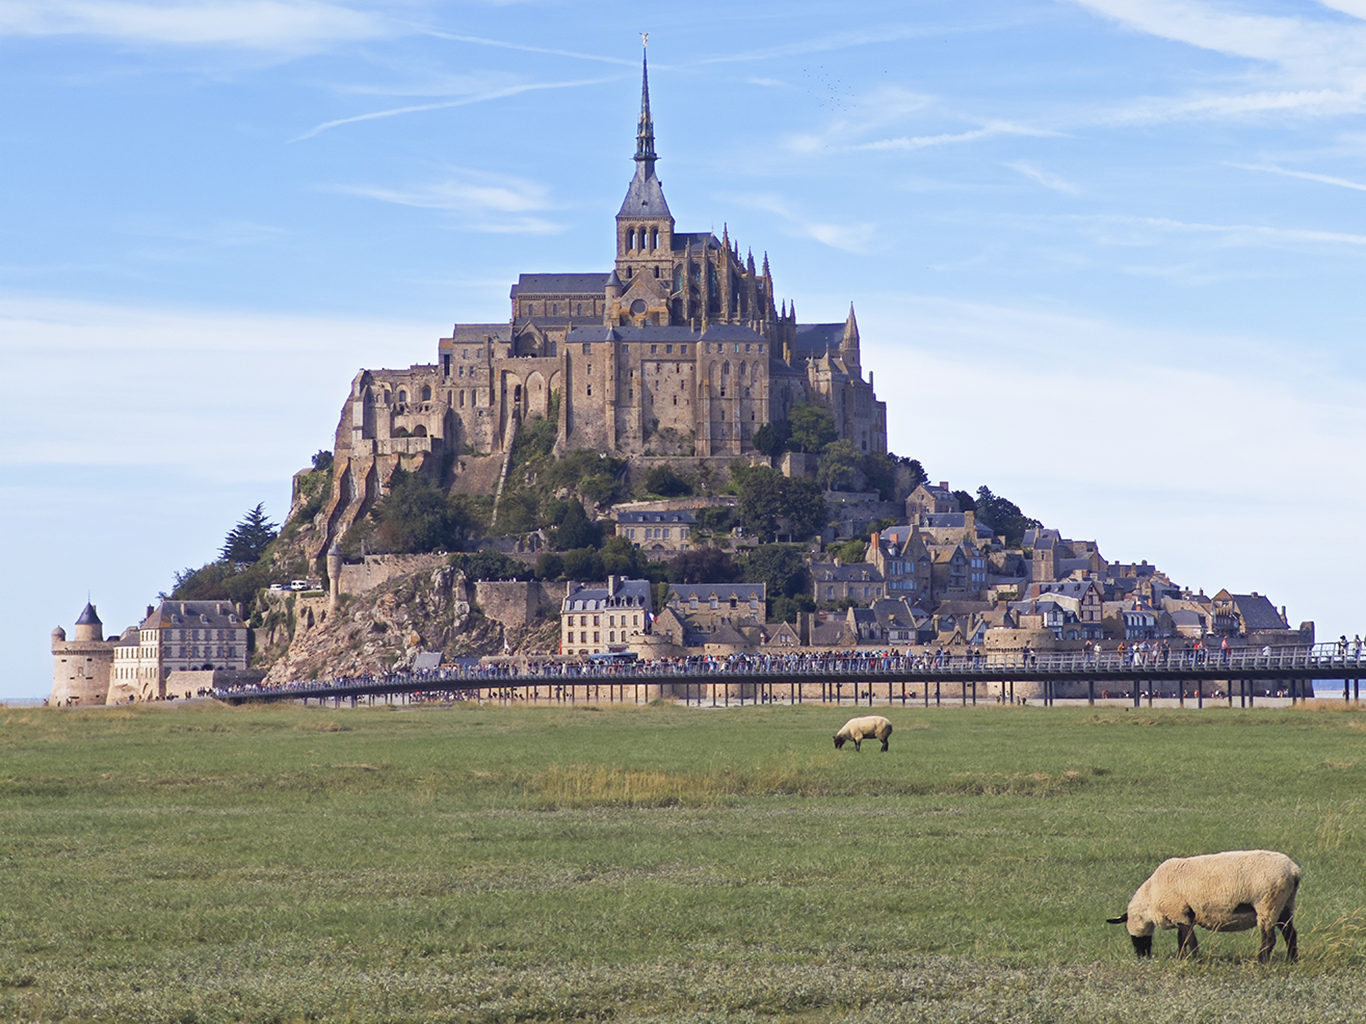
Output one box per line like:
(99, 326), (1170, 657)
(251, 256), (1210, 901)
(617, 36), (671, 222)
(635, 39), (656, 169)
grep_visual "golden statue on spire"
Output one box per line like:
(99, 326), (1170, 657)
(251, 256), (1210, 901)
(641, 32), (648, 48)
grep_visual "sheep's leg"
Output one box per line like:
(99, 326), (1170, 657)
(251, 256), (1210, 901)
(853, 737), (861, 751)
(880, 737), (889, 752)
(1176, 923), (1198, 958)
(1278, 906), (1298, 962)
(1257, 921), (1277, 963)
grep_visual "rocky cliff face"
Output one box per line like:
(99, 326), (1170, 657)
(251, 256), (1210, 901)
(258, 564), (523, 684)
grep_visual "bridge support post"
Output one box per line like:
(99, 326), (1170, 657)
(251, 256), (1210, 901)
(1355, 678), (1360, 704)
(1133, 676), (1139, 708)
(972, 680), (977, 706)
(936, 680), (941, 707)
(1197, 677), (1203, 709)
(1088, 679), (1094, 707)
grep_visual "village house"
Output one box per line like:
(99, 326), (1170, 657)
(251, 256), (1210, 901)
(812, 562), (885, 606)
(614, 507), (696, 555)
(560, 576), (653, 656)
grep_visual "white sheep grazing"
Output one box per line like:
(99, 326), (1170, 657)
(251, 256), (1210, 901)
(833, 715), (893, 752)
(1107, 850), (1301, 962)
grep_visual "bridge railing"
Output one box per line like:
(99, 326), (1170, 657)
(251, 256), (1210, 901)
(212, 640), (1364, 702)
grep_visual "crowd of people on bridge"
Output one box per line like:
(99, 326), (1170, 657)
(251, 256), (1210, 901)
(209, 637), (1359, 702)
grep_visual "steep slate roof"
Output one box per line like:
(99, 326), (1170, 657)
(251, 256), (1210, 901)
(1232, 594), (1289, 631)
(562, 579), (653, 612)
(564, 324), (768, 346)
(671, 231), (718, 250)
(618, 509), (697, 525)
(792, 323), (845, 355)
(811, 563), (884, 583)
(511, 273), (609, 297)
(140, 600), (243, 629)
(450, 324), (513, 344)
(666, 582), (766, 606)
(75, 602), (102, 626)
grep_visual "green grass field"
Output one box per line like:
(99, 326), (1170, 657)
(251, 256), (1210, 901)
(3, 700), (1366, 1023)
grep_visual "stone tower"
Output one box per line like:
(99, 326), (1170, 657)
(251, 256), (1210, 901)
(50, 601), (116, 706)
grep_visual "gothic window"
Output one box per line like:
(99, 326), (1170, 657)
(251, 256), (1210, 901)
(421, 385), (431, 401)
(653, 266), (659, 278)
(552, 303), (558, 316)
(577, 303), (583, 316)
(722, 361), (730, 375)
(651, 227), (659, 249)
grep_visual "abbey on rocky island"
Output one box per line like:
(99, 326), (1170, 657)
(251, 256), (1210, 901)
(315, 48), (886, 561)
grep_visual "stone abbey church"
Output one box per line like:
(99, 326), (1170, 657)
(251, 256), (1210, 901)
(319, 51), (885, 556)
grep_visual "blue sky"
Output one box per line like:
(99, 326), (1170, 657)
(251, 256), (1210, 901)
(4, 0), (1364, 699)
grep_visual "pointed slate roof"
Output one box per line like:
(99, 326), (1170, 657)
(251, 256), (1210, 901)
(618, 47), (672, 222)
(75, 601), (102, 626)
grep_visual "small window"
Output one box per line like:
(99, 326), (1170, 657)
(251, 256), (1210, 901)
(583, 342), (591, 354)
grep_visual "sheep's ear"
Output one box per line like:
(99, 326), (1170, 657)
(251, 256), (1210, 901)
(1106, 914), (1128, 925)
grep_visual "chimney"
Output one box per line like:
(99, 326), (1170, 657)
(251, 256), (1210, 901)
(146, 604), (154, 619)
(939, 481), (949, 490)
(608, 575), (618, 595)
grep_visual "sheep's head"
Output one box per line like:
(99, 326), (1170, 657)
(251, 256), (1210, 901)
(833, 734), (846, 749)
(1107, 913), (1154, 957)
(1108, 881), (1157, 957)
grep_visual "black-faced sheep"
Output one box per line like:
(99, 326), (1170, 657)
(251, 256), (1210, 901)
(833, 715), (892, 752)
(1107, 849), (1301, 962)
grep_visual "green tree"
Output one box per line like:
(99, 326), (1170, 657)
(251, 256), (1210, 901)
(451, 550), (533, 581)
(787, 404), (838, 454)
(693, 505), (735, 536)
(643, 464), (693, 498)
(742, 544), (810, 601)
(899, 456), (929, 492)
(561, 546), (604, 581)
(220, 504), (278, 567)
(828, 539), (868, 564)
(816, 439), (862, 491)
(371, 470), (473, 554)
(974, 486), (1042, 547)
(751, 420), (791, 458)
(738, 467), (826, 542)
(600, 535), (650, 578)
(554, 498), (602, 551)
(311, 449), (333, 471)
(668, 547), (740, 584)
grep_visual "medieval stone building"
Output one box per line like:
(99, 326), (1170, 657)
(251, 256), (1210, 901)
(316, 49), (885, 561)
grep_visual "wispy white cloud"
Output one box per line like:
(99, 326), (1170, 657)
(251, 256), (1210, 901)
(1230, 161), (1366, 191)
(1004, 159), (1080, 194)
(848, 121), (1059, 153)
(293, 75), (617, 140)
(1070, 0), (1366, 77)
(0, 1), (387, 51)
(736, 194), (876, 253)
(419, 30), (634, 66)
(688, 23), (946, 67)
(326, 169), (565, 235)
(784, 87), (1042, 156)
(1075, 213), (1366, 248)
(1066, 0), (1366, 124)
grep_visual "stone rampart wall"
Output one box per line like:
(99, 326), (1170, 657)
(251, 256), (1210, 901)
(473, 580), (569, 628)
(338, 553), (448, 596)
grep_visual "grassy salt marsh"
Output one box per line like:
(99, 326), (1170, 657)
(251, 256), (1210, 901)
(3, 700), (1366, 1022)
